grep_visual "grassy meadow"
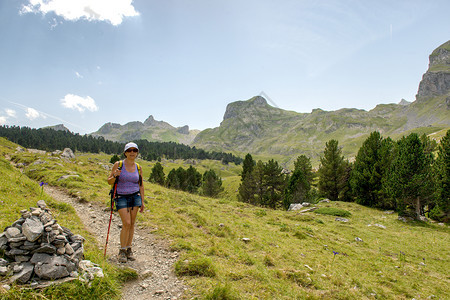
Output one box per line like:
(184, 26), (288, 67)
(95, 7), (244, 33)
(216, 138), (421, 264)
(0, 137), (449, 299)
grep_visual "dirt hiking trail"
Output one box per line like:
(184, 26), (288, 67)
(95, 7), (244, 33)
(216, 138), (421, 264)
(44, 185), (188, 299)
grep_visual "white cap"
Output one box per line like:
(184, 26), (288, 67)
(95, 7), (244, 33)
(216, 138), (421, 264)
(124, 142), (139, 152)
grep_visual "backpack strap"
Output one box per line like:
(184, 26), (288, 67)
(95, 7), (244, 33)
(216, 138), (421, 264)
(136, 162), (143, 186)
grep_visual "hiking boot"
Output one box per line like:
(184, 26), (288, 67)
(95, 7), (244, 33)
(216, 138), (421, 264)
(126, 247), (136, 261)
(118, 249), (127, 263)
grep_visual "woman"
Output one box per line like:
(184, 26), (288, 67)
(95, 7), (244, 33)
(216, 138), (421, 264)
(107, 142), (145, 263)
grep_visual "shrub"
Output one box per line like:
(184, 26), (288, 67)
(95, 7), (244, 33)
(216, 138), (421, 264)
(314, 207), (351, 217)
(175, 256), (216, 277)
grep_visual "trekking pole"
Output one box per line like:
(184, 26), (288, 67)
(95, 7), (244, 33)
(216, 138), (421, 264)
(104, 177), (118, 258)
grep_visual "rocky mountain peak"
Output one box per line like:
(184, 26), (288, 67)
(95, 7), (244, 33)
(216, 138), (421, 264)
(223, 96), (269, 121)
(398, 99), (411, 106)
(143, 115), (174, 129)
(416, 40), (450, 100)
(43, 124), (70, 132)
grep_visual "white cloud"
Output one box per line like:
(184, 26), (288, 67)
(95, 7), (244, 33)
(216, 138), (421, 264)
(75, 71), (83, 79)
(21, 0), (139, 26)
(61, 94), (99, 112)
(5, 109), (16, 118)
(26, 107), (45, 120)
(0, 116), (6, 125)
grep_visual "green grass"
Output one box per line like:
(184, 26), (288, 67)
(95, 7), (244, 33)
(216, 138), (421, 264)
(1, 138), (449, 299)
(314, 207), (351, 217)
(0, 139), (137, 300)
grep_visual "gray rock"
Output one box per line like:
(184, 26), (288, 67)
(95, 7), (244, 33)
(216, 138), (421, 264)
(8, 236), (27, 243)
(301, 202), (311, 207)
(70, 234), (85, 243)
(0, 258), (8, 266)
(41, 231), (57, 244)
(288, 203), (303, 211)
(13, 264), (23, 273)
(61, 148), (75, 159)
(369, 223), (386, 229)
(57, 247), (66, 255)
(7, 248), (30, 256)
(14, 255), (31, 263)
(355, 237), (363, 242)
(71, 242), (82, 251)
(5, 227), (21, 239)
(31, 243), (57, 255)
(70, 247), (84, 263)
(0, 266), (8, 276)
(319, 199), (331, 203)
(65, 243), (74, 255)
(335, 218), (349, 222)
(21, 241), (40, 251)
(12, 218), (26, 227)
(40, 212), (53, 224)
(57, 175), (80, 181)
(30, 253), (52, 265)
(37, 200), (47, 209)
(22, 216), (44, 242)
(9, 263), (34, 284)
(34, 256), (75, 280)
(0, 234), (7, 250)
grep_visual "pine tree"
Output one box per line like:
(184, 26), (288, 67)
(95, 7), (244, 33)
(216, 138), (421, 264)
(253, 160), (266, 206)
(350, 131), (384, 207)
(149, 162), (165, 185)
(284, 155), (314, 209)
(262, 159), (286, 209)
(318, 139), (348, 201)
(238, 154), (257, 203)
(241, 153), (255, 181)
(110, 154), (120, 164)
(186, 165), (202, 193)
(166, 168), (180, 189)
(202, 169), (224, 197)
(432, 130), (450, 221)
(387, 133), (434, 218)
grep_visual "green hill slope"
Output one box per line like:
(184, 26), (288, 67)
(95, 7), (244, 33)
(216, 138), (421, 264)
(2, 140), (448, 299)
(193, 41), (450, 166)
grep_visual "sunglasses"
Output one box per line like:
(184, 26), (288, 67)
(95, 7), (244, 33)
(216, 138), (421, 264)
(126, 148), (139, 153)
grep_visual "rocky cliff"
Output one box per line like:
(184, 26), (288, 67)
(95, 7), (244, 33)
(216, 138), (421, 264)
(416, 40), (450, 101)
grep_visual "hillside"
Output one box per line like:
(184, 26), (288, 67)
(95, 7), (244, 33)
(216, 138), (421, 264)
(91, 115), (199, 145)
(1, 139), (449, 299)
(192, 41), (450, 166)
(90, 41), (450, 167)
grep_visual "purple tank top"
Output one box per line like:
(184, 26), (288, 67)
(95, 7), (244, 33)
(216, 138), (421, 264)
(116, 164), (140, 195)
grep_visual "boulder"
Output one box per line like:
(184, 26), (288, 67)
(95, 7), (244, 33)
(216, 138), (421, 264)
(5, 227), (21, 239)
(288, 203), (303, 211)
(22, 217), (44, 242)
(9, 263), (34, 284)
(34, 256), (76, 280)
(61, 148), (75, 159)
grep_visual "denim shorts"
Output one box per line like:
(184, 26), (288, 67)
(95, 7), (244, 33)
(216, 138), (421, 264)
(114, 193), (142, 211)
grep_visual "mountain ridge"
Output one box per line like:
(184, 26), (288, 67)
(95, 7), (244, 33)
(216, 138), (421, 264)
(89, 40), (450, 165)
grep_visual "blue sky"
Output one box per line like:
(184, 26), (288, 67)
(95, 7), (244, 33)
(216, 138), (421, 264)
(0, 0), (449, 134)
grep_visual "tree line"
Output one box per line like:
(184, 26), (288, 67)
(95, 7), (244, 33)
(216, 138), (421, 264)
(148, 162), (223, 197)
(238, 130), (449, 222)
(0, 125), (242, 165)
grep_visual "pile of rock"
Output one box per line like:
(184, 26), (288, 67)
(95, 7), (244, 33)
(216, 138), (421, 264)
(0, 200), (85, 284)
